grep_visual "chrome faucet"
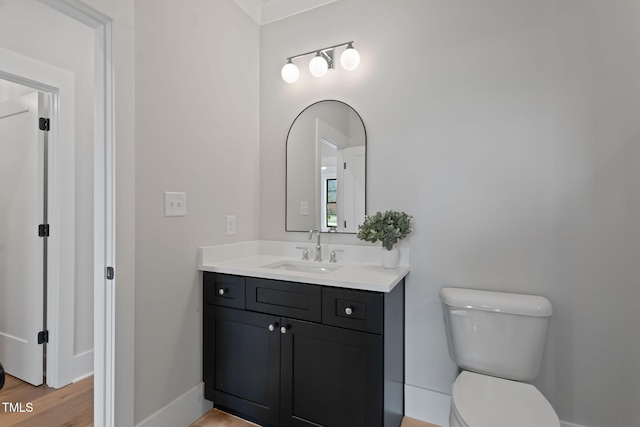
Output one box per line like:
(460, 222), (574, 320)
(308, 229), (322, 262)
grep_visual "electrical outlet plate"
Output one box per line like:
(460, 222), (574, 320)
(226, 215), (236, 235)
(165, 192), (187, 217)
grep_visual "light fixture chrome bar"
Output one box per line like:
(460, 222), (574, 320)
(319, 49), (334, 69)
(286, 41), (354, 61)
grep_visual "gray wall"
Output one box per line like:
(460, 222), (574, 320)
(74, 0), (640, 424)
(134, 0), (260, 423)
(259, 1), (640, 426)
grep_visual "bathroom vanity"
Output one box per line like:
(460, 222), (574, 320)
(199, 241), (408, 427)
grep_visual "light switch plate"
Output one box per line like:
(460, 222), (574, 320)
(165, 192), (187, 217)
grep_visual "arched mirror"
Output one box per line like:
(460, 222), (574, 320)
(286, 100), (366, 233)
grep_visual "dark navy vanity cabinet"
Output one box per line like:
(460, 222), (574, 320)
(203, 272), (405, 427)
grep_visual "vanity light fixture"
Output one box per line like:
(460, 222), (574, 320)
(281, 41), (360, 83)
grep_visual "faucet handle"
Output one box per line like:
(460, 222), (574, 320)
(329, 249), (344, 263)
(295, 246), (309, 261)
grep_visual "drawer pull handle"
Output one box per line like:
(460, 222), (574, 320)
(218, 288), (226, 296)
(268, 322), (279, 332)
(345, 307), (354, 316)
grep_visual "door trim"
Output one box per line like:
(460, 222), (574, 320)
(0, 47), (76, 389)
(2, 1), (118, 424)
(37, 1), (116, 426)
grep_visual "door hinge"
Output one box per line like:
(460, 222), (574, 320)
(106, 266), (115, 280)
(39, 117), (50, 131)
(38, 224), (50, 237)
(38, 330), (49, 345)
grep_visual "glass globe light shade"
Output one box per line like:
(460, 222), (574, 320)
(281, 61), (300, 83)
(340, 46), (360, 71)
(309, 54), (329, 77)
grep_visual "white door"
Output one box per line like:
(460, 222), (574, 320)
(0, 91), (44, 386)
(339, 146), (366, 233)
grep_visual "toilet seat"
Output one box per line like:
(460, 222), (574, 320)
(451, 371), (560, 427)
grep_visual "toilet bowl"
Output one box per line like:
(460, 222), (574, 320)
(449, 371), (559, 427)
(440, 287), (560, 427)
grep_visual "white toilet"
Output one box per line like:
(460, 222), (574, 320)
(440, 287), (560, 427)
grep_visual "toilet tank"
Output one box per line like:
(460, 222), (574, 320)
(440, 287), (553, 381)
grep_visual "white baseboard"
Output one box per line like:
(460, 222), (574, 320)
(128, 380), (589, 427)
(72, 349), (94, 382)
(405, 383), (451, 427)
(135, 382), (213, 427)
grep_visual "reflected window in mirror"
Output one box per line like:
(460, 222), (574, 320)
(286, 100), (366, 233)
(326, 179), (337, 229)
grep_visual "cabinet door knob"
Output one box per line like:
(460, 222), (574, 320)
(345, 307), (353, 316)
(268, 322), (279, 332)
(218, 288), (226, 296)
(280, 326), (288, 334)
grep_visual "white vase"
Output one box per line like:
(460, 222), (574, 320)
(380, 247), (400, 269)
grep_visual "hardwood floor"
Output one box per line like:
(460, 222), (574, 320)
(401, 416), (442, 427)
(190, 409), (442, 427)
(2, 375), (441, 427)
(0, 374), (93, 426)
(191, 409), (260, 427)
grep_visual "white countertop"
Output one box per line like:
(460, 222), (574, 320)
(198, 240), (409, 293)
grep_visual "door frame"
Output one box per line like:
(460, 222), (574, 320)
(0, 47), (76, 389)
(37, 1), (116, 425)
(1, 1), (116, 424)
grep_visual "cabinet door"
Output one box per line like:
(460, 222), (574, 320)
(280, 318), (383, 427)
(205, 305), (281, 425)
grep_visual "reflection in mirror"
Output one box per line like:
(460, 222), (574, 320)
(286, 100), (366, 233)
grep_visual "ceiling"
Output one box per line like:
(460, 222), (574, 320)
(232, 0), (338, 25)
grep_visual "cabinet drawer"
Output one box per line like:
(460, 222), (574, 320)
(322, 288), (383, 334)
(246, 278), (321, 322)
(204, 273), (245, 309)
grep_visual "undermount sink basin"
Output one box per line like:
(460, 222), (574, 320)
(262, 260), (342, 275)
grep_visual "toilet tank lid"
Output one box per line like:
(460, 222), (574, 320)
(440, 287), (553, 317)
